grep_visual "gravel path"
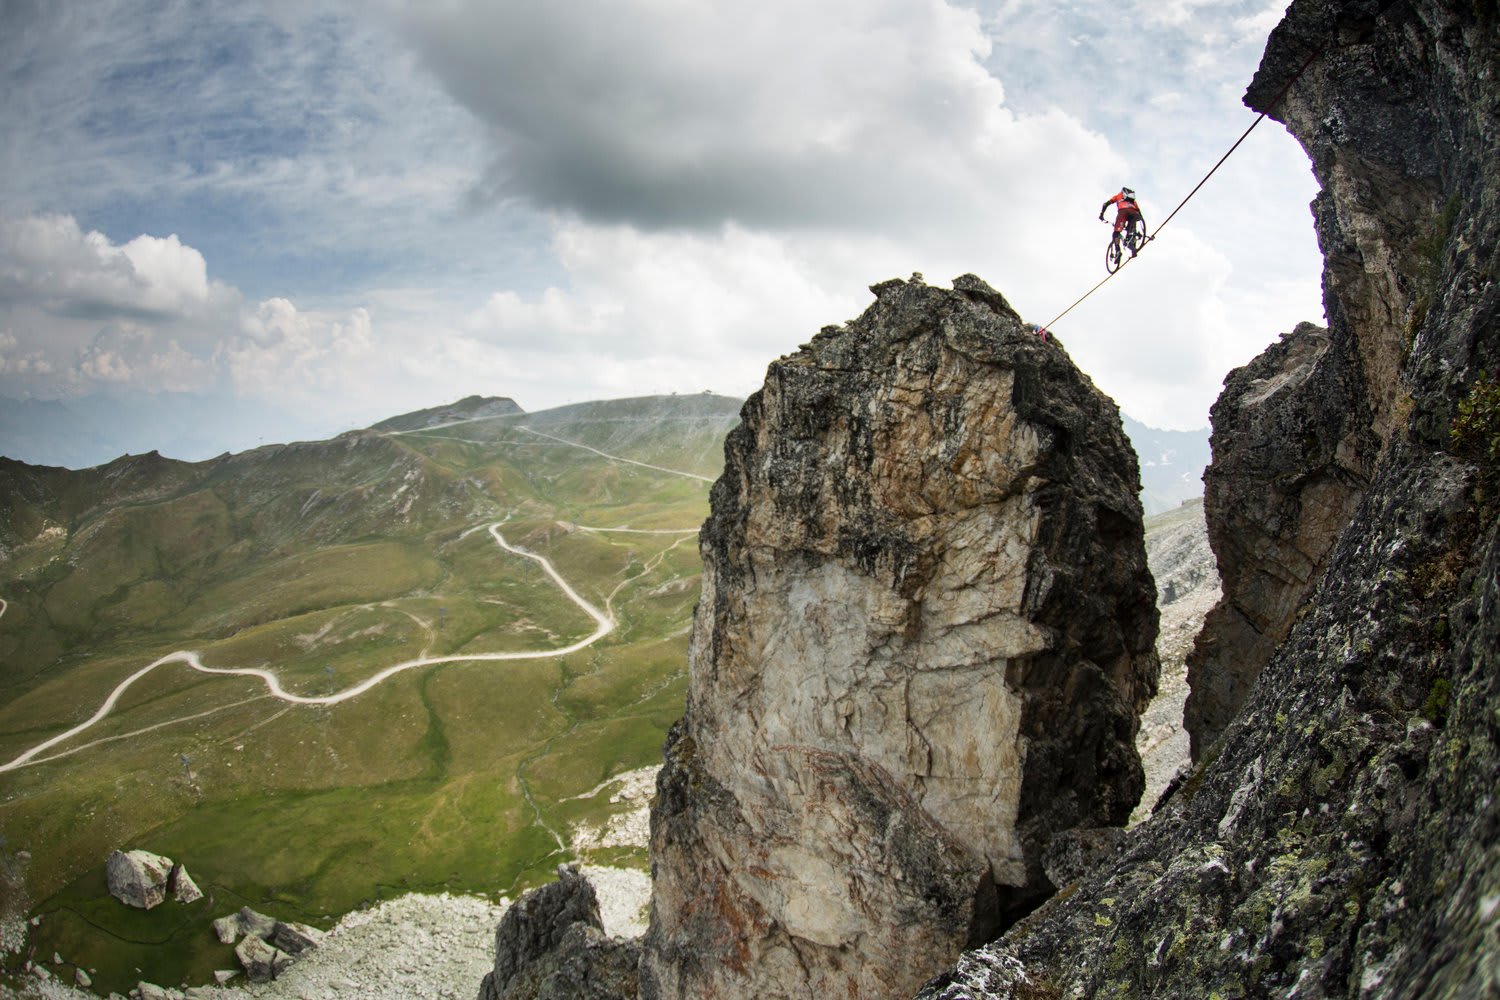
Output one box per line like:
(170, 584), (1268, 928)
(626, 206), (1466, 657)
(208, 893), (507, 1000)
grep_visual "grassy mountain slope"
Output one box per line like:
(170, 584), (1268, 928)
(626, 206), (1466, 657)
(368, 394), (524, 433)
(0, 394), (740, 995)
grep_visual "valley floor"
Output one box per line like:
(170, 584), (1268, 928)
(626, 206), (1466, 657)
(1133, 498), (1218, 823)
(14, 873), (645, 1000)
(0, 417), (718, 997)
(3, 447), (1212, 999)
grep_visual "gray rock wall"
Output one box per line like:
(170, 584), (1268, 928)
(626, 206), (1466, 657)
(1184, 320), (1377, 759)
(641, 274), (1159, 1000)
(915, 0), (1500, 996)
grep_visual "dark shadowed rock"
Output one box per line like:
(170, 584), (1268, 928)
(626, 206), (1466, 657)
(641, 274), (1159, 999)
(482, 922), (639, 1000)
(1184, 320), (1377, 759)
(479, 865), (638, 1000)
(234, 934), (292, 983)
(1039, 827), (1127, 889)
(268, 919), (324, 956)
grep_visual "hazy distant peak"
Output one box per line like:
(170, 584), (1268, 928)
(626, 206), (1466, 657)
(517, 392), (744, 426)
(1121, 414), (1211, 515)
(369, 396), (524, 433)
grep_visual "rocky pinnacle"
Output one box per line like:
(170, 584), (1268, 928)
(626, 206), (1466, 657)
(640, 274), (1159, 1000)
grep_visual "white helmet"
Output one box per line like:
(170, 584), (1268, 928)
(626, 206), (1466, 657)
(1122, 187), (1136, 200)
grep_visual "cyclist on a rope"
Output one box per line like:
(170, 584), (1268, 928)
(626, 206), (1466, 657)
(1099, 187), (1148, 257)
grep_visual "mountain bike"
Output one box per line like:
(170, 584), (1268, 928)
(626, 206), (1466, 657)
(1105, 223), (1148, 274)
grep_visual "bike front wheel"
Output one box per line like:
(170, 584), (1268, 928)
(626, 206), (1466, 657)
(1105, 237), (1123, 274)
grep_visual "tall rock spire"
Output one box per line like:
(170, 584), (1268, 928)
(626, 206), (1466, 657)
(640, 274), (1159, 999)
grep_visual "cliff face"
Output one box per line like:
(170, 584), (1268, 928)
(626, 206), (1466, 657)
(918, 0), (1500, 996)
(1184, 320), (1378, 759)
(640, 275), (1159, 999)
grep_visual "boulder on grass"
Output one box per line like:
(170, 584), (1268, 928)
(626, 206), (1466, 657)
(106, 851), (173, 910)
(105, 849), (204, 910)
(167, 862), (203, 904)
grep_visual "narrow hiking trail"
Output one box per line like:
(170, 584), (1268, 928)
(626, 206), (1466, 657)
(0, 521), (682, 774)
(512, 426), (716, 483)
(512, 528), (698, 855)
(390, 416), (717, 484)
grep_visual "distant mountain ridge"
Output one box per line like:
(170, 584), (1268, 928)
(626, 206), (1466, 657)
(370, 395), (524, 432)
(0, 392), (353, 472)
(1122, 415), (1210, 514)
(0, 392), (743, 684)
(1, 387), (1200, 514)
(0, 393), (743, 557)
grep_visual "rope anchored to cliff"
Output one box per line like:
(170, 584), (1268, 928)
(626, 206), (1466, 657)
(1039, 44), (1328, 333)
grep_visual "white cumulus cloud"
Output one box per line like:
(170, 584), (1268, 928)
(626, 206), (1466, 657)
(0, 213), (389, 406)
(0, 214), (225, 319)
(220, 298), (375, 395)
(398, 0), (1116, 234)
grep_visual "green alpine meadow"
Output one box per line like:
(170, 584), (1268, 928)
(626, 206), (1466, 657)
(0, 393), (740, 994)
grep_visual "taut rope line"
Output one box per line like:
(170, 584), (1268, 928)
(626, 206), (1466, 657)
(1039, 44), (1327, 333)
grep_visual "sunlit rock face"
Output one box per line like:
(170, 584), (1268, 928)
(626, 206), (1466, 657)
(641, 274), (1159, 1000)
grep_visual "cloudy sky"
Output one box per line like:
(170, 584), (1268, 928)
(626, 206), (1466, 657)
(0, 0), (1323, 468)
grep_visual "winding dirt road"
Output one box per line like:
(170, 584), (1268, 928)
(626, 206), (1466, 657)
(513, 427), (715, 483)
(390, 416), (719, 486)
(0, 523), (616, 774)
